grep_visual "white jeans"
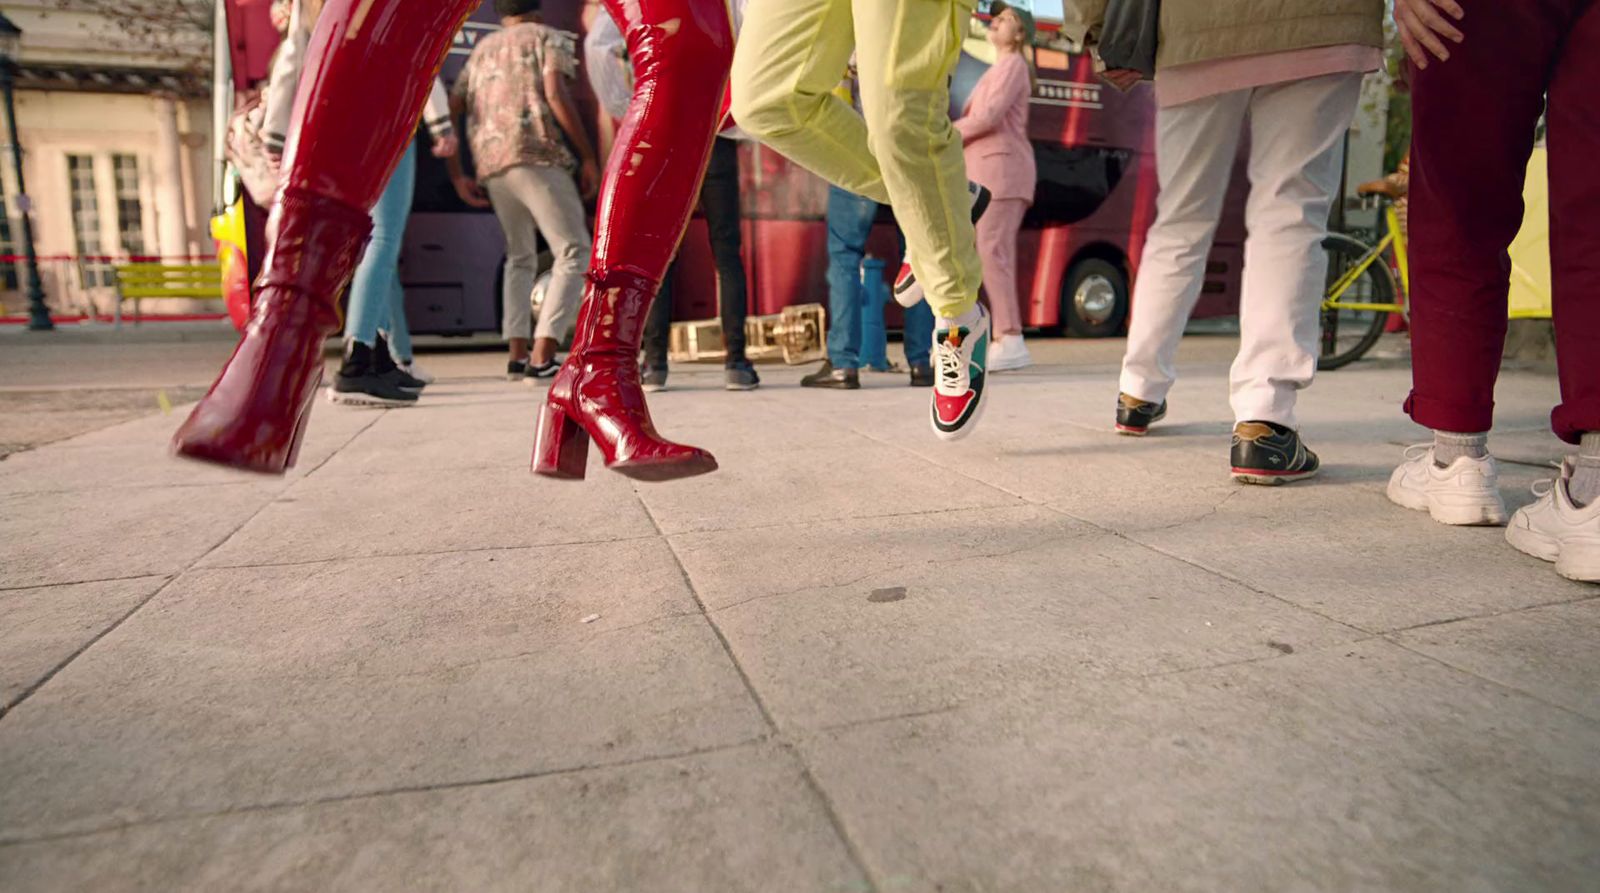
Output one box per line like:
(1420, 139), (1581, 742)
(1119, 72), (1362, 428)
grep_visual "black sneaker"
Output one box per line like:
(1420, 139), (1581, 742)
(1115, 392), (1167, 436)
(725, 359), (761, 391)
(1231, 421), (1320, 485)
(801, 360), (859, 389)
(371, 334), (425, 392)
(330, 340), (419, 407)
(524, 360), (560, 380)
(909, 363), (934, 388)
(641, 365), (669, 393)
(507, 359), (530, 381)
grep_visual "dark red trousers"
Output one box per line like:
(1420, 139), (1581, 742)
(1405, 0), (1600, 444)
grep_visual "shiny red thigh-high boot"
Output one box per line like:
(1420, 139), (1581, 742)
(173, 0), (476, 473)
(532, 0), (734, 482)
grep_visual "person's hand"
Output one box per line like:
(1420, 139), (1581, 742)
(578, 158), (600, 201)
(1395, 0), (1464, 69)
(1100, 68), (1143, 92)
(265, 148), (283, 176)
(452, 173), (491, 209)
(431, 133), (459, 159)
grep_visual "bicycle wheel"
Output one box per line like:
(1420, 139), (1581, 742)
(1318, 232), (1398, 371)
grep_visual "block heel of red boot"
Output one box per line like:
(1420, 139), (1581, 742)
(532, 402), (591, 480)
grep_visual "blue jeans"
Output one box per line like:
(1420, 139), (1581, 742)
(825, 185), (932, 369)
(345, 141), (416, 361)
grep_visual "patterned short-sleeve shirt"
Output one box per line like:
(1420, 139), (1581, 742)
(453, 22), (578, 182)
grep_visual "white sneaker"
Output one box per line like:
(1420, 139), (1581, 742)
(988, 334), (1032, 372)
(1506, 459), (1600, 582)
(1386, 445), (1508, 526)
(399, 360), (435, 385)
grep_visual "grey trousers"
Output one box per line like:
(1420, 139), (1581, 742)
(484, 164), (590, 344)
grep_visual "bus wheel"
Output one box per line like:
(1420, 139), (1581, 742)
(1062, 258), (1129, 338)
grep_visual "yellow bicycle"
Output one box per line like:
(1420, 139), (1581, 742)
(1319, 177), (1410, 370)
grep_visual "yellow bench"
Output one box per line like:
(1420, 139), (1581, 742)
(112, 262), (223, 327)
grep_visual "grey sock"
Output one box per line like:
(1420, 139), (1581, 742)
(1568, 431), (1600, 508)
(1433, 430), (1489, 467)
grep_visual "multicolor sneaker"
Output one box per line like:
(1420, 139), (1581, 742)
(1115, 393), (1166, 436)
(1506, 459), (1600, 582)
(1230, 421), (1319, 485)
(893, 182), (992, 309)
(930, 306), (990, 441)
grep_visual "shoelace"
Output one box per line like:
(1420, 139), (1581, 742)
(1402, 443), (1433, 462)
(936, 331), (965, 389)
(1530, 479), (1555, 498)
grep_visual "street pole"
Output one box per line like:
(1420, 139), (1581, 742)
(0, 41), (49, 329)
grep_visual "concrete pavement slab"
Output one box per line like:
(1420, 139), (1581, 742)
(0, 744), (866, 893)
(196, 462), (654, 568)
(0, 542), (767, 838)
(0, 484), (278, 589)
(676, 506), (1365, 731)
(1393, 599), (1600, 722)
(798, 639), (1600, 893)
(0, 576), (167, 709)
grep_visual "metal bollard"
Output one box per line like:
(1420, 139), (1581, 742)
(859, 256), (892, 372)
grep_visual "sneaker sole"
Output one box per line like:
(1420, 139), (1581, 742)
(1114, 423), (1149, 437)
(989, 358), (1032, 373)
(328, 391), (416, 408)
(642, 384), (668, 393)
(725, 382), (760, 391)
(1386, 477), (1508, 526)
(1231, 466), (1319, 486)
(1506, 524), (1600, 581)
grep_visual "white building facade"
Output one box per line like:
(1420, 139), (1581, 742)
(0, 0), (212, 316)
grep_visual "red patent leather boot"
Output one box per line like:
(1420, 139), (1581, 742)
(171, 190), (370, 473)
(533, 275), (717, 481)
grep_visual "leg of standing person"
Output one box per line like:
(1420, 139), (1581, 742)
(1390, 0), (1560, 527)
(1116, 92), (1246, 436)
(516, 166), (590, 374)
(174, 0), (479, 472)
(485, 168), (540, 381)
(533, 0), (733, 481)
(1224, 73), (1361, 486)
(332, 140), (419, 406)
(734, 0), (990, 440)
(641, 260), (675, 389)
(980, 197), (1030, 371)
(805, 184), (874, 389)
(1229, 74), (1361, 431)
(702, 136), (759, 390)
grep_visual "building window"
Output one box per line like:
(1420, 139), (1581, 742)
(67, 154), (111, 287)
(112, 154), (147, 258)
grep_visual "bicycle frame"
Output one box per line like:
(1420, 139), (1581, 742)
(1323, 204), (1408, 313)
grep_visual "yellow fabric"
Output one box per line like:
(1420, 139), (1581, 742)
(1509, 147), (1552, 320)
(732, 0), (981, 319)
(210, 197), (248, 293)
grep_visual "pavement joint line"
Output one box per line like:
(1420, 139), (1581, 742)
(657, 500), (1041, 541)
(0, 735), (775, 849)
(1381, 591), (1600, 636)
(0, 410), (382, 725)
(1382, 638), (1600, 729)
(192, 532), (665, 572)
(633, 485), (883, 893)
(0, 571), (172, 594)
